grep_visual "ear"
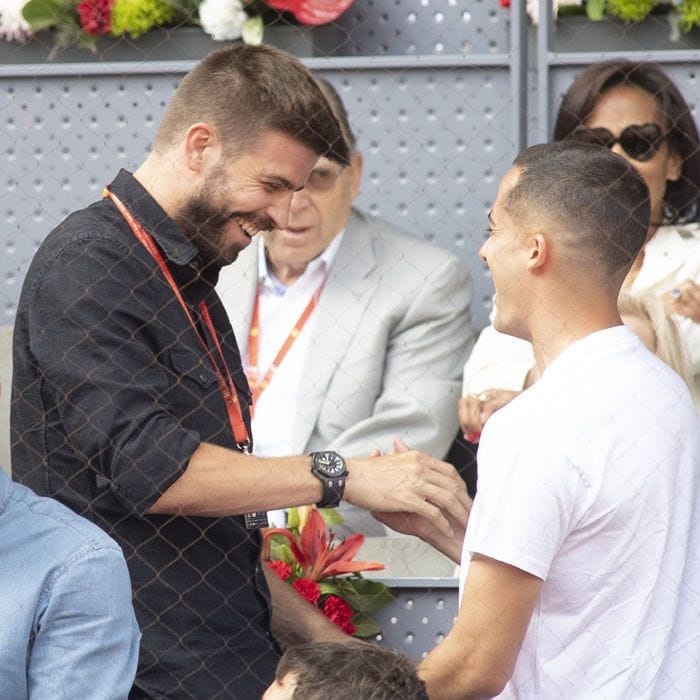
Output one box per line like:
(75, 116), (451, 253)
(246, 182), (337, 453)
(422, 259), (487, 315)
(666, 149), (682, 183)
(182, 122), (220, 175)
(349, 151), (364, 199)
(525, 233), (547, 271)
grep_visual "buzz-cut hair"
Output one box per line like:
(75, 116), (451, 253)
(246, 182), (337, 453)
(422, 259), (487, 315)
(506, 141), (650, 278)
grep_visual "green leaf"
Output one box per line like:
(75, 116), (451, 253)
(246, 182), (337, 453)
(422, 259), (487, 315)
(286, 508), (300, 531)
(351, 612), (381, 638)
(318, 508), (345, 526)
(318, 581), (339, 596)
(585, 0), (606, 20)
(330, 577), (394, 614)
(22, 0), (74, 30)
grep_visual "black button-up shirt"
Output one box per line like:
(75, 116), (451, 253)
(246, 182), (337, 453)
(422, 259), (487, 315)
(11, 170), (279, 699)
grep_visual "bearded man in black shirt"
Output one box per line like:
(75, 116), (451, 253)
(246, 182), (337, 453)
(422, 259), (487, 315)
(11, 44), (470, 699)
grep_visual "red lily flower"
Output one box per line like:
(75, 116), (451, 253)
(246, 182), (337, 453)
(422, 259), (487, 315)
(263, 508), (384, 581)
(263, 0), (354, 26)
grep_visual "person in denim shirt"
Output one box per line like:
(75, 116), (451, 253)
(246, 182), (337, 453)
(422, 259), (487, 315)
(0, 466), (140, 699)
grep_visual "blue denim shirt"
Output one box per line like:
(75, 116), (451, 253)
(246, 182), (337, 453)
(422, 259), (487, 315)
(0, 468), (140, 699)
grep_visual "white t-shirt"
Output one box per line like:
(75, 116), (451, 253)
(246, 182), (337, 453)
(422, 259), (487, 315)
(460, 326), (700, 699)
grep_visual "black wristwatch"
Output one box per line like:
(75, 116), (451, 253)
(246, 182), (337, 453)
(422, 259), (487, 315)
(310, 451), (348, 508)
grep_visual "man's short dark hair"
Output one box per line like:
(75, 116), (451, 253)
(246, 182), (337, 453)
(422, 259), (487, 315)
(275, 642), (429, 700)
(507, 141), (650, 278)
(154, 44), (350, 166)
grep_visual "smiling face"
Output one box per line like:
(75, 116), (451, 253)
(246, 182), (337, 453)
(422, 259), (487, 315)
(262, 151), (363, 280)
(174, 131), (318, 266)
(479, 167), (533, 339)
(585, 85), (681, 227)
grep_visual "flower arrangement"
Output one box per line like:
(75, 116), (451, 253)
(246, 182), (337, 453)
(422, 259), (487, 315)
(520, 0), (700, 34)
(0, 0), (354, 54)
(263, 506), (393, 637)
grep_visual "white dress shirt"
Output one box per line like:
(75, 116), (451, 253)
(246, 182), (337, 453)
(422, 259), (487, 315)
(250, 233), (344, 525)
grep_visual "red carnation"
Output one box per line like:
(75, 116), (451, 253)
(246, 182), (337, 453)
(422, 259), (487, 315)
(293, 578), (321, 605)
(77, 0), (114, 35)
(267, 560), (292, 581)
(499, 0), (511, 7)
(322, 595), (355, 634)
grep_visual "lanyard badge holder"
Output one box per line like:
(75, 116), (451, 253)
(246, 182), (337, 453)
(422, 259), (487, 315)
(105, 188), (268, 531)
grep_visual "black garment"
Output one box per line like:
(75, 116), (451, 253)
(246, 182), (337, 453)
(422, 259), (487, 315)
(11, 170), (280, 699)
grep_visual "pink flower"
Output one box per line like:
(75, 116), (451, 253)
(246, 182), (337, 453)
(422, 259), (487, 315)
(263, 0), (354, 26)
(77, 0), (113, 35)
(293, 578), (321, 605)
(267, 560), (292, 581)
(322, 595), (356, 634)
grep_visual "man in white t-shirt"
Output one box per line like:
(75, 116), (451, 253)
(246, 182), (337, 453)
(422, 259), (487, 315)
(383, 142), (699, 698)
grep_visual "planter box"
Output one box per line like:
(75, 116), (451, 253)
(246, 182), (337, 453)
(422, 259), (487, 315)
(0, 23), (318, 64)
(551, 14), (700, 53)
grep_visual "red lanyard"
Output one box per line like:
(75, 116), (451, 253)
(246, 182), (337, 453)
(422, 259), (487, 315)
(104, 188), (251, 453)
(246, 275), (326, 408)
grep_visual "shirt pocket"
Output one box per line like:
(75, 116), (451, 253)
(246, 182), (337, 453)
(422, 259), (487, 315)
(168, 346), (219, 389)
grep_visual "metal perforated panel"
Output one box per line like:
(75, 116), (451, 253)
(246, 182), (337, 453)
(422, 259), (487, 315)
(375, 582), (458, 660)
(320, 0), (510, 56)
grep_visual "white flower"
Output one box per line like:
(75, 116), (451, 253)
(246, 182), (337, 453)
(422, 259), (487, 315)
(0, 0), (33, 42)
(199, 0), (247, 42)
(526, 0), (583, 25)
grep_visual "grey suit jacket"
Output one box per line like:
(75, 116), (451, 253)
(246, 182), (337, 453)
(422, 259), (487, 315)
(217, 208), (475, 533)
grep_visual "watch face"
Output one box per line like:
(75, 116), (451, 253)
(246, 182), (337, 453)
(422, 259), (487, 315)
(315, 452), (345, 477)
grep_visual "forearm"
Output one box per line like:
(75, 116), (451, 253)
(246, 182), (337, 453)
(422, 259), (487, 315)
(263, 565), (348, 646)
(149, 442), (323, 516)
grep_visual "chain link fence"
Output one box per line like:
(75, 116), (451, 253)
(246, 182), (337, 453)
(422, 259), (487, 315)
(1, 0), (698, 697)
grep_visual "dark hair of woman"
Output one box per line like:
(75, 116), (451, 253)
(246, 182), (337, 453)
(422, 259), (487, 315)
(553, 60), (700, 224)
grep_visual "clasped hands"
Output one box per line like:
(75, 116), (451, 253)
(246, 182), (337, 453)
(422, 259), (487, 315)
(345, 438), (470, 553)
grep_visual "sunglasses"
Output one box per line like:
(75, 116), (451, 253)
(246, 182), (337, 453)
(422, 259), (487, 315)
(568, 123), (667, 162)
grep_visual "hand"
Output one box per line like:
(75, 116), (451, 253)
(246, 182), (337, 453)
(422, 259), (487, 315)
(662, 279), (700, 323)
(458, 388), (520, 441)
(370, 439), (468, 562)
(345, 438), (470, 539)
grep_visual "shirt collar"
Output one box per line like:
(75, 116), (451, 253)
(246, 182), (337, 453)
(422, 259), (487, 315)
(108, 169), (198, 267)
(257, 229), (345, 292)
(542, 326), (640, 380)
(0, 468), (12, 515)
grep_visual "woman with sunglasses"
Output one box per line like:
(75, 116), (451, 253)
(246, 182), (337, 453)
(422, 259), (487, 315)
(460, 60), (700, 443)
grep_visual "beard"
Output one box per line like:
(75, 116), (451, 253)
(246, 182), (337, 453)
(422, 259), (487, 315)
(174, 175), (275, 268)
(174, 194), (237, 268)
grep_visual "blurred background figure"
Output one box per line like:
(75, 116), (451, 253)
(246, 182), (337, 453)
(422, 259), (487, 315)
(262, 642), (429, 700)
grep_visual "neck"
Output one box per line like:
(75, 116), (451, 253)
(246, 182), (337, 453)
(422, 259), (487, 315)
(266, 254), (308, 286)
(623, 223), (655, 289)
(133, 154), (182, 220)
(529, 284), (622, 375)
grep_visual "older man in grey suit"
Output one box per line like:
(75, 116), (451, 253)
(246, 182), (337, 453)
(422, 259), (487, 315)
(217, 79), (475, 536)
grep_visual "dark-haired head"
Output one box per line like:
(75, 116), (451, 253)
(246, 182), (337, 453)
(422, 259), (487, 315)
(266, 642), (429, 700)
(553, 61), (700, 224)
(154, 44), (350, 166)
(507, 141), (650, 281)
